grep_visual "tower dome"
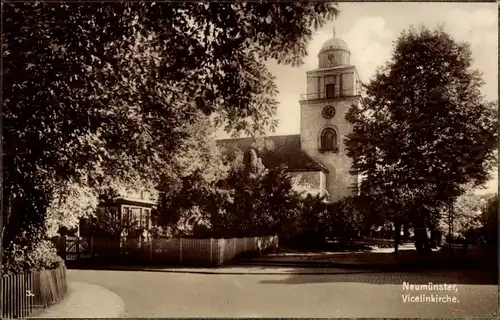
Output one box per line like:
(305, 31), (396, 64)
(318, 27), (351, 68)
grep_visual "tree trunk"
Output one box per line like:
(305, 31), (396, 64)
(415, 228), (432, 254)
(414, 220), (429, 254)
(403, 221), (410, 240)
(2, 189), (12, 248)
(394, 221), (402, 255)
(429, 228), (439, 249)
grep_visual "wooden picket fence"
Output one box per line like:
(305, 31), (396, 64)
(1, 265), (67, 319)
(59, 235), (279, 266)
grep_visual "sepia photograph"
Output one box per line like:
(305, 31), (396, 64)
(2, 1), (498, 318)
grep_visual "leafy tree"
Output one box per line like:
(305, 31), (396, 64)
(152, 121), (230, 236)
(2, 225), (64, 274)
(246, 149), (267, 178)
(179, 147), (300, 239)
(3, 1), (339, 265)
(212, 149), (300, 238)
(480, 193), (498, 247)
(257, 165), (301, 236)
(449, 186), (485, 235)
(345, 26), (498, 253)
(324, 196), (365, 240)
(45, 180), (99, 237)
(289, 195), (327, 247)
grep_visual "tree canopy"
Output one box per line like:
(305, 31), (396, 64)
(345, 26), (498, 248)
(3, 2), (339, 246)
(480, 193), (498, 246)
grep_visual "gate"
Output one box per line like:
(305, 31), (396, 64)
(64, 236), (91, 260)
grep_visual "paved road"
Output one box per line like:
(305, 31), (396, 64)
(68, 268), (498, 318)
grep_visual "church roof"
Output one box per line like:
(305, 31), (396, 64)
(319, 37), (350, 54)
(318, 27), (350, 54)
(216, 134), (328, 173)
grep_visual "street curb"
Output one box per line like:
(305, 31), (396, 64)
(66, 263), (446, 275)
(235, 261), (395, 269)
(68, 265), (387, 275)
(66, 258), (495, 275)
(234, 260), (496, 272)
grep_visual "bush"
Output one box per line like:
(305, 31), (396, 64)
(210, 163), (301, 239)
(286, 195), (327, 247)
(445, 233), (466, 244)
(324, 196), (365, 240)
(2, 226), (64, 275)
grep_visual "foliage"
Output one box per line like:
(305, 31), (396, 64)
(480, 193), (498, 246)
(148, 225), (174, 238)
(251, 137), (276, 154)
(447, 185), (485, 235)
(345, 26), (498, 245)
(152, 123), (231, 236)
(172, 206), (211, 238)
(86, 206), (142, 237)
(2, 226), (64, 275)
(213, 150), (301, 238)
(3, 1), (339, 265)
(4, 0), (339, 189)
(246, 149), (267, 178)
(2, 1), (342, 270)
(153, 146), (303, 239)
(45, 180), (100, 237)
(324, 196), (365, 239)
(289, 195), (328, 245)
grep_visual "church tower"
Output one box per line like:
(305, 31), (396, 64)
(299, 28), (361, 202)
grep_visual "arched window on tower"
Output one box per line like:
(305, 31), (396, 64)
(320, 128), (338, 152)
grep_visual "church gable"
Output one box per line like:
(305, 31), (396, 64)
(216, 135), (328, 173)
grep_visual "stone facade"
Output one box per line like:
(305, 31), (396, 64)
(299, 30), (361, 202)
(300, 98), (359, 202)
(216, 29), (361, 203)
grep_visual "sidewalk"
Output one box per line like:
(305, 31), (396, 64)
(30, 281), (125, 318)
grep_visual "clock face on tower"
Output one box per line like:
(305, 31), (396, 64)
(322, 105), (336, 119)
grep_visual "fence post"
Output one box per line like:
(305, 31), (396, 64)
(76, 237), (80, 260)
(209, 238), (213, 264)
(219, 239), (224, 266)
(90, 236), (94, 258)
(62, 236), (67, 260)
(149, 238), (153, 260)
(179, 238), (183, 263)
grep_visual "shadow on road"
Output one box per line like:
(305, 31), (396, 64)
(239, 245), (499, 286)
(258, 268), (498, 285)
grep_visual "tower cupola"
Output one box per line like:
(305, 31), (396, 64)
(318, 28), (351, 68)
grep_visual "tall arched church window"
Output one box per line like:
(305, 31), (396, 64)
(320, 128), (338, 152)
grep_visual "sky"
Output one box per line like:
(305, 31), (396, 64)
(220, 2), (498, 194)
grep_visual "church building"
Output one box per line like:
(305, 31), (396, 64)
(217, 29), (362, 203)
